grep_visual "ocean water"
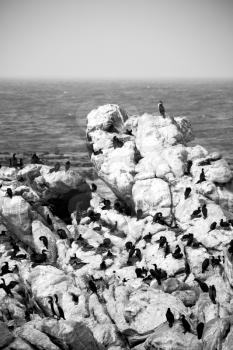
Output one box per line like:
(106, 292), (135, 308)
(0, 79), (233, 176)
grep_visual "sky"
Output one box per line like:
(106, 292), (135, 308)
(0, 0), (233, 79)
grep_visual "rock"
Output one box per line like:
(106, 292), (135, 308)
(0, 321), (14, 348)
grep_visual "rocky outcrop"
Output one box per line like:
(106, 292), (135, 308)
(0, 103), (233, 350)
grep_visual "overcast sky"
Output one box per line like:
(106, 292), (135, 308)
(0, 0), (233, 79)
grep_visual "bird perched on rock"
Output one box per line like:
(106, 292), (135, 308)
(164, 242), (170, 257)
(102, 199), (111, 210)
(30, 250), (47, 266)
(0, 262), (16, 276)
(100, 260), (107, 270)
(184, 187), (192, 200)
(202, 258), (210, 273)
(166, 308), (174, 327)
(134, 248), (142, 261)
(158, 236), (167, 248)
(172, 245), (183, 259)
(6, 188), (13, 198)
(70, 293), (79, 304)
(88, 279), (98, 294)
(184, 261), (191, 282)
(46, 214), (53, 227)
(191, 207), (201, 219)
(196, 168), (206, 184)
(220, 219), (230, 228)
(56, 229), (67, 239)
(91, 183), (97, 192)
(150, 268), (161, 285)
(158, 101), (166, 118)
(194, 278), (209, 293)
(153, 212), (166, 225)
(196, 322), (204, 339)
(181, 315), (191, 333)
(112, 136), (124, 148)
(0, 278), (18, 297)
(143, 232), (152, 243)
(65, 161), (71, 171)
(228, 219), (233, 227)
(211, 256), (221, 268)
(135, 268), (143, 278)
(209, 285), (216, 304)
(39, 236), (48, 249)
(202, 204), (208, 219)
(125, 241), (133, 251)
(209, 222), (217, 232)
(54, 294), (65, 319)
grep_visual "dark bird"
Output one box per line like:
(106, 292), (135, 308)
(172, 245), (183, 259)
(106, 250), (113, 258)
(184, 187), (192, 200)
(70, 293), (79, 304)
(135, 268), (143, 278)
(153, 212), (166, 225)
(0, 278), (19, 296)
(89, 279), (98, 294)
(196, 168), (206, 184)
(202, 258), (210, 273)
(30, 249), (47, 265)
(196, 322), (204, 340)
(184, 160), (193, 176)
(91, 183), (97, 192)
(57, 229), (67, 239)
(65, 161), (71, 171)
(112, 136), (124, 148)
(228, 219), (233, 227)
(136, 209), (143, 221)
(128, 246), (136, 259)
(47, 296), (58, 319)
(184, 261), (191, 281)
(102, 238), (112, 248)
(114, 201), (123, 213)
(143, 232), (152, 243)
(181, 315), (191, 333)
(164, 242), (170, 257)
(186, 235), (194, 247)
(220, 219), (230, 228)
(125, 241), (133, 251)
(202, 204), (208, 219)
(135, 248), (142, 261)
(0, 262), (14, 276)
(102, 199), (111, 210)
(46, 214), (53, 226)
(194, 278), (209, 293)
(209, 222), (217, 231)
(6, 188), (13, 198)
(209, 285), (216, 304)
(166, 308), (174, 327)
(54, 294), (65, 319)
(93, 149), (103, 155)
(100, 260), (107, 270)
(150, 269), (161, 285)
(211, 256), (221, 268)
(158, 101), (166, 118)
(181, 233), (193, 242)
(159, 236), (167, 248)
(39, 236), (48, 249)
(191, 207), (201, 219)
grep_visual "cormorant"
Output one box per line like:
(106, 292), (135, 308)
(209, 222), (217, 231)
(39, 236), (48, 249)
(158, 101), (166, 118)
(194, 278), (209, 293)
(91, 183), (97, 192)
(166, 308), (174, 327)
(220, 219), (230, 228)
(143, 232), (152, 243)
(181, 315), (191, 333)
(202, 204), (208, 219)
(6, 188), (13, 198)
(191, 207), (201, 219)
(196, 169), (206, 184)
(209, 285), (216, 304)
(196, 322), (204, 339)
(202, 258), (210, 273)
(184, 187), (192, 200)
(0, 278), (18, 296)
(65, 161), (71, 171)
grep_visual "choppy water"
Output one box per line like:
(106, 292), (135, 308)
(0, 79), (232, 175)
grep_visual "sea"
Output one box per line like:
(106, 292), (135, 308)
(0, 79), (233, 179)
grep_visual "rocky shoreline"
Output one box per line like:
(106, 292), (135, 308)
(0, 104), (233, 350)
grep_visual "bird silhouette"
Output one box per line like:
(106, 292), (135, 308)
(39, 236), (48, 249)
(166, 308), (174, 327)
(181, 315), (191, 333)
(184, 187), (192, 200)
(209, 222), (217, 231)
(202, 258), (210, 273)
(196, 322), (204, 339)
(194, 278), (209, 293)
(202, 204), (208, 219)
(6, 188), (13, 198)
(0, 278), (18, 296)
(209, 285), (216, 304)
